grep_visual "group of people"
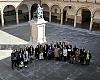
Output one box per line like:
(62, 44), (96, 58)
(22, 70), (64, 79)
(11, 42), (92, 70)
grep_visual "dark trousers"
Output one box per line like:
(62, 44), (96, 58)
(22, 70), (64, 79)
(80, 59), (84, 64)
(86, 59), (90, 65)
(43, 53), (47, 60)
(64, 56), (67, 61)
(48, 54), (51, 60)
(11, 60), (16, 70)
(35, 54), (39, 59)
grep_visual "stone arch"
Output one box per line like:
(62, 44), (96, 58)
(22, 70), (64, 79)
(63, 6), (75, 25)
(76, 6), (92, 14)
(93, 9), (100, 16)
(42, 4), (49, 21)
(50, 4), (62, 10)
(31, 3), (38, 19)
(75, 7), (92, 29)
(51, 5), (61, 23)
(3, 4), (16, 11)
(18, 4), (29, 23)
(92, 9), (100, 30)
(3, 5), (16, 26)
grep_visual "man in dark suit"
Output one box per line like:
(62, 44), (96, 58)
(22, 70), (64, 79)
(11, 50), (17, 70)
(35, 45), (40, 60)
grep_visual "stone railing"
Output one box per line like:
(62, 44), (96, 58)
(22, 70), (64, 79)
(42, 0), (100, 4)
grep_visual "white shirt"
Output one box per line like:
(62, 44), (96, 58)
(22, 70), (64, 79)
(63, 49), (68, 56)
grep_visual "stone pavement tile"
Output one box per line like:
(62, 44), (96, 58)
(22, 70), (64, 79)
(27, 72), (45, 80)
(0, 71), (13, 80)
(27, 75), (36, 80)
(19, 69), (32, 77)
(0, 61), (11, 73)
(0, 78), (2, 80)
(5, 75), (31, 80)
(29, 60), (49, 71)
(75, 73), (100, 80)
(9, 71), (31, 80)
(41, 73), (65, 80)
(1, 57), (11, 67)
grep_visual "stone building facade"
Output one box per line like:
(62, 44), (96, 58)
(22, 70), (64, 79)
(0, 0), (100, 31)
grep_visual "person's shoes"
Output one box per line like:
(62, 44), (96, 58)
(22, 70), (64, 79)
(25, 65), (27, 68)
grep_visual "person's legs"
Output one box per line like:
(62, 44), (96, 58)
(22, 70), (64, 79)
(11, 60), (14, 70)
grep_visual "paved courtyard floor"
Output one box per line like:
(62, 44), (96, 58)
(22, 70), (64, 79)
(0, 22), (100, 80)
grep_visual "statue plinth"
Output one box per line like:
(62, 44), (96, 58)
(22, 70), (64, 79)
(29, 18), (47, 45)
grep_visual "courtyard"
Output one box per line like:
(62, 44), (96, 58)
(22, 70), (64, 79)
(0, 22), (100, 80)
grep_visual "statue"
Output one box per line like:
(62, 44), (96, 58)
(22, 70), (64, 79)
(29, 4), (47, 45)
(32, 4), (43, 20)
(33, 10), (37, 19)
(37, 4), (43, 19)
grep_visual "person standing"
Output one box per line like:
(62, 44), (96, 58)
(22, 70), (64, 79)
(39, 45), (44, 60)
(85, 50), (91, 65)
(11, 50), (17, 70)
(35, 45), (39, 60)
(43, 44), (48, 60)
(75, 48), (80, 63)
(29, 46), (34, 62)
(63, 47), (68, 61)
(54, 45), (60, 61)
(47, 46), (53, 60)
(67, 44), (72, 60)
(23, 49), (29, 68)
(79, 48), (85, 65)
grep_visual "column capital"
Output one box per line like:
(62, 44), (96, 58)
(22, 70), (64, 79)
(1, 10), (4, 14)
(60, 9), (63, 13)
(28, 5), (31, 11)
(16, 9), (19, 24)
(49, 8), (51, 12)
(60, 11), (63, 14)
(75, 13), (77, 16)
(91, 15), (94, 18)
(15, 8), (18, 13)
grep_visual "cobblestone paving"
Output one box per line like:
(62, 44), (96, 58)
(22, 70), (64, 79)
(0, 22), (100, 80)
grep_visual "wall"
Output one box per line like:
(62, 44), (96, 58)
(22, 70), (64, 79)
(94, 10), (100, 23)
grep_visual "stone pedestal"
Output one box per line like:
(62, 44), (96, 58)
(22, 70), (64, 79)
(29, 18), (47, 45)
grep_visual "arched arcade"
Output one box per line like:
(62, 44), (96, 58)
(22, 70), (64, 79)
(63, 6), (75, 26)
(3, 5), (16, 26)
(18, 4), (29, 23)
(42, 4), (49, 21)
(75, 7), (92, 30)
(51, 5), (61, 24)
(92, 9), (100, 30)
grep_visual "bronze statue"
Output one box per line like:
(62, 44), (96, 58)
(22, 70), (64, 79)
(32, 4), (43, 20)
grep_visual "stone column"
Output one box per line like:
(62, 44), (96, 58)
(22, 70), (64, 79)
(89, 15), (93, 31)
(74, 14), (77, 28)
(61, 10), (63, 25)
(49, 10), (51, 22)
(16, 9), (19, 24)
(1, 10), (4, 27)
(28, 5), (31, 21)
(29, 10), (31, 21)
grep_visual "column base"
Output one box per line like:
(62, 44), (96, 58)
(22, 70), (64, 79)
(38, 37), (47, 44)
